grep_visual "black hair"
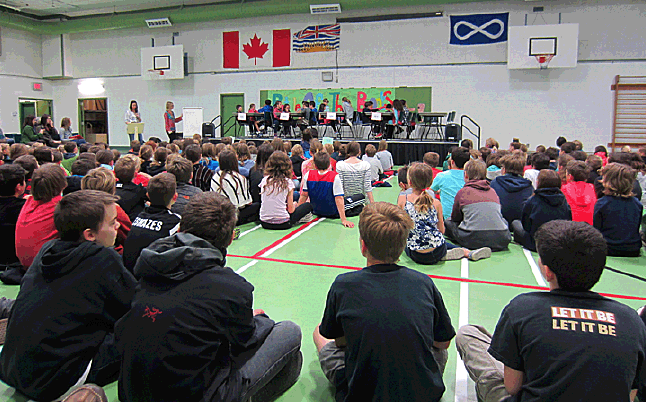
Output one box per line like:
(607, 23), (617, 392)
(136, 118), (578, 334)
(535, 220), (606, 291)
(450, 147), (471, 169)
(560, 142), (576, 154)
(0, 164), (26, 196)
(531, 152), (551, 170)
(556, 136), (567, 147)
(264, 100), (272, 106)
(130, 100), (138, 113)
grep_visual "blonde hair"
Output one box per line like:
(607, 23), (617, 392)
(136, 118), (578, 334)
(324, 143), (334, 155)
(464, 160), (486, 180)
(407, 163), (434, 213)
(359, 202), (414, 264)
(81, 167), (116, 195)
(602, 163), (635, 197)
(291, 144), (303, 157)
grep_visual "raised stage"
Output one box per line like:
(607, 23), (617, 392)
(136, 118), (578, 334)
(209, 138), (458, 166)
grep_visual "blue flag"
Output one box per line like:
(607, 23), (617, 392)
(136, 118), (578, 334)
(450, 12), (509, 45)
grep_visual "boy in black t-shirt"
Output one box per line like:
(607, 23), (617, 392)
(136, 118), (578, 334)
(122, 173), (181, 273)
(456, 220), (646, 402)
(314, 202), (455, 402)
(115, 156), (148, 221)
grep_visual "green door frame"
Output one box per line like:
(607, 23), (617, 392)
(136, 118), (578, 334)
(220, 93), (245, 138)
(78, 97), (108, 140)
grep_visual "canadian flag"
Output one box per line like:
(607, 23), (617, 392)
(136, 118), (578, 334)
(223, 30), (291, 69)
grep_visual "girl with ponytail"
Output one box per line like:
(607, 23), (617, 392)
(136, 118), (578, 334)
(397, 163), (486, 264)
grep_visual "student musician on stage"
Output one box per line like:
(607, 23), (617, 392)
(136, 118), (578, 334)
(248, 103), (260, 134)
(272, 101), (283, 133)
(281, 104), (296, 136)
(257, 100), (273, 133)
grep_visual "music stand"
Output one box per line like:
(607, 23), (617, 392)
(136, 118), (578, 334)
(127, 123), (144, 142)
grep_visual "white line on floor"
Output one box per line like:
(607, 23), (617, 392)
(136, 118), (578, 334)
(239, 224), (262, 238)
(260, 218), (326, 258)
(522, 248), (547, 287)
(455, 258), (470, 402)
(235, 259), (259, 274)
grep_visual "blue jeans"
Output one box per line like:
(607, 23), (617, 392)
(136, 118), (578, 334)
(239, 321), (303, 402)
(405, 242), (458, 265)
(128, 133), (144, 143)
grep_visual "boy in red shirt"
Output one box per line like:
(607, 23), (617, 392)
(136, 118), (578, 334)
(562, 160), (596, 225)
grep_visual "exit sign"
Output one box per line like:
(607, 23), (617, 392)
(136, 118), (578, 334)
(33, 82), (43, 91)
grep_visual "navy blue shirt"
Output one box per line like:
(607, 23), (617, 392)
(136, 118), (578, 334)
(491, 174), (534, 224)
(320, 264), (455, 402)
(519, 188), (572, 251)
(593, 195), (643, 256)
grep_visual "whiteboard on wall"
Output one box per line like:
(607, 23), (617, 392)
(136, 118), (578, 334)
(182, 107), (203, 137)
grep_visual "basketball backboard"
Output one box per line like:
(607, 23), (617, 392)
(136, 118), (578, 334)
(141, 45), (184, 80)
(507, 23), (578, 69)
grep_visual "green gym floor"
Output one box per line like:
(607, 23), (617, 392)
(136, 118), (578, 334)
(1, 176), (645, 402)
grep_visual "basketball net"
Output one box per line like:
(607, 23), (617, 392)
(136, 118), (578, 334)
(535, 54), (554, 70)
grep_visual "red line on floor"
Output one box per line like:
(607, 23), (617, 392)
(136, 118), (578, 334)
(227, 254), (646, 301)
(250, 218), (321, 258)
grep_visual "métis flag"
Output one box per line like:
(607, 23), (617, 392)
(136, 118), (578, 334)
(450, 12), (509, 45)
(223, 29), (291, 68)
(293, 24), (341, 53)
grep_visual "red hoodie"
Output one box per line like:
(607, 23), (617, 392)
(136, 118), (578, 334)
(562, 181), (596, 225)
(15, 195), (61, 270)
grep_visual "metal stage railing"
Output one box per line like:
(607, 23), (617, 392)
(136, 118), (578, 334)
(460, 115), (481, 148)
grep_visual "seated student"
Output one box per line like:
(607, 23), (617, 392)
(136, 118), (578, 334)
(260, 151), (313, 229)
(423, 151), (443, 179)
(313, 202), (456, 402)
(301, 139), (326, 178)
(201, 142), (219, 171)
(0, 190), (136, 401)
(138, 144), (153, 175)
(15, 164), (67, 271)
(545, 146), (560, 170)
(81, 167), (131, 255)
(560, 141), (576, 155)
(375, 140), (394, 176)
(236, 142), (255, 172)
(166, 154), (202, 216)
(300, 129), (312, 157)
(491, 153), (534, 225)
(456, 220), (646, 402)
(557, 153), (574, 185)
(146, 147), (168, 176)
(485, 151), (504, 182)
(511, 170), (572, 251)
(123, 173), (181, 273)
(33, 146), (53, 167)
(249, 143), (274, 204)
(445, 160), (511, 252)
(0, 165), (27, 272)
(594, 145), (609, 166)
(96, 149), (114, 170)
(290, 144), (306, 181)
(524, 151), (551, 189)
(185, 144), (214, 191)
(336, 141), (375, 217)
(431, 147), (470, 221)
(61, 141), (78, 171)
(212, 149), (259, 225)
(562, 160), (596, 225)
(594, 162), (643, 257)
(397, 165), (411, 195)
(398, 163), (491, 264)
(593, 152), (642, 200)
(115, 156), (148, 222)
(586, 154), (603, 184)
(12, 154), (37, 195)
(116, 192), (303, 402)
(297, 151), (354, 228)
(362, 144), (385, 184)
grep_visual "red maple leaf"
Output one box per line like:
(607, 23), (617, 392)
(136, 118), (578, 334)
(242, 34), (269, 65)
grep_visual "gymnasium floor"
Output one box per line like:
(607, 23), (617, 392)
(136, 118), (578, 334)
(0, 176), (644, 402)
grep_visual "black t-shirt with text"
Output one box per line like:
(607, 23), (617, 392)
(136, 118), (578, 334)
(489, 289), (646, 402)
(320, 264), (455, 402)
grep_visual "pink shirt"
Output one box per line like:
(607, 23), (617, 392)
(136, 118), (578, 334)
(260, 177), (294, 224)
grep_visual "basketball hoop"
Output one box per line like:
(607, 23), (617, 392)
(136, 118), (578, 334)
(535, 54), (554, 70)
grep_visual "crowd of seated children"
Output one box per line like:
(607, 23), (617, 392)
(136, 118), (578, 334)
(81, 167), (131, 255)
(423, 151), (442, 179)
(398, 163), (491, 265)
(431, 146), (470, 220)
(1, 190), (136, 401)
(259, 151), (313, 230)
(15, 163), (67, 271)
(116, 192), (303, 402)
(146, 147), (168, 176)
(491, 153), (534, 225)
(166, 154), (202, 216)
(123, 173), (181, 273)
(314, 202), (455, 402)
(185, 144), (213, 191)
(456, 220), (646, 402)
(212, 149), (259, 225)
(562, 160), (596, 225)
(297, 151), (354, 228)
(511, 170), (572, 252)
(336, 141), (374, 217)
(362, 144), (385, 184)
(594, 162), (643, 257)
(445, 160), (511, 252)
(523, 151), (550, 189)
(114, 156), (148, 222)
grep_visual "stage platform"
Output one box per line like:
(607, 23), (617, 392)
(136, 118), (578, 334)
(208, 137), (458, 166)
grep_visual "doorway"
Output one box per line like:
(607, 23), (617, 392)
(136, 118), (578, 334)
(18, 98), (53, 130)
(220, 93), (245, 137)
(78, 98), (109, 144)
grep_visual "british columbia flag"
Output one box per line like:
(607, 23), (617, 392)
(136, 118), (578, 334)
(293, 24), (341, 53)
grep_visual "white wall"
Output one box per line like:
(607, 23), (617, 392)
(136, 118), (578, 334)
(4, 0), (646, 149)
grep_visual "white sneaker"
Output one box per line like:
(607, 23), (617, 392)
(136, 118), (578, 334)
(441, 248), (465, 261)
(297, 212), (315, 224)
(468, 247), (492, 261)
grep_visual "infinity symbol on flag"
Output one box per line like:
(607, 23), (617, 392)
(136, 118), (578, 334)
(453, 19), (505, 41)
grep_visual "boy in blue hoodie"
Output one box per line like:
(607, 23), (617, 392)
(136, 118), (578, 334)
(491, 152), (534, 224)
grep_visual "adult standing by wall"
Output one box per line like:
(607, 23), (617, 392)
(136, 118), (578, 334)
(164, 101), (183, 142)
(125, 100), (143, 143)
